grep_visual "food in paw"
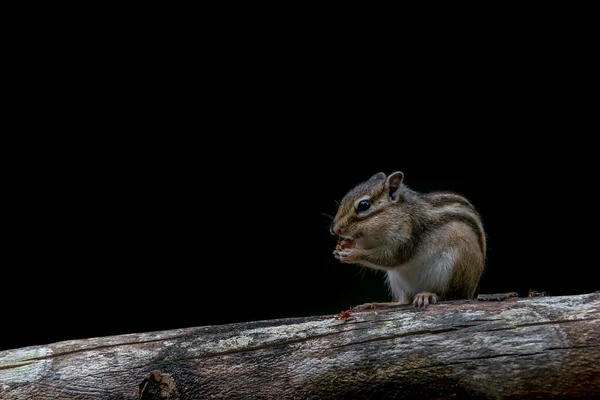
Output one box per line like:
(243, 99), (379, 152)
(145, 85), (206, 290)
(336, 238), (355, 251)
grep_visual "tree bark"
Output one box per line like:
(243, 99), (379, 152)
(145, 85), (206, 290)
(1, 292), (599, 399)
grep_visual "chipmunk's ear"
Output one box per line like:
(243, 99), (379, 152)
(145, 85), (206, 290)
(369, 172), (386, 181)
(386, 171), (404, 202)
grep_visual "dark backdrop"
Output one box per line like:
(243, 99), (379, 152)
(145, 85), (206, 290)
(2, 48), (598, 351)
(3, 127), (597, 352)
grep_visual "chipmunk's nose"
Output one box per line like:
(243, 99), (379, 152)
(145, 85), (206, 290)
(330, 224), (341, 236)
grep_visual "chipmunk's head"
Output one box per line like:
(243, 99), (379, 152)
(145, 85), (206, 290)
(330, 171), (406, 243)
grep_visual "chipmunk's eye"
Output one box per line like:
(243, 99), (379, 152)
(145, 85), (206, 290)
(356, 200), (371, 212)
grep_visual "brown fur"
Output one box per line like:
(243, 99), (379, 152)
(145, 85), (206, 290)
(332, 171), (487, 305)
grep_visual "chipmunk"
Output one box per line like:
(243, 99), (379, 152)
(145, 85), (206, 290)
(331, 171), (486, 309)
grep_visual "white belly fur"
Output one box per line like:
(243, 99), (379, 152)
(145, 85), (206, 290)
(386, 247), (458, 303)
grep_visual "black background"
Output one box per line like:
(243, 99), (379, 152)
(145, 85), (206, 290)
(2, 41), (598, 351)
(4, 125), (597, 352)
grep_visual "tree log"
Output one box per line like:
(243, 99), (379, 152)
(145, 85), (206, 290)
(1, 292), (599, 399)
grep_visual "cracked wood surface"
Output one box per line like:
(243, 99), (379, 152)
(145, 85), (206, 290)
(1, 293), (599, 399)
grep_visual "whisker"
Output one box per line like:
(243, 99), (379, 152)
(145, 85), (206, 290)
(320, 212), (335, 221)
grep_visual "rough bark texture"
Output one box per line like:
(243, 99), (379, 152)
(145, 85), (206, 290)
(1, 293), (599, 399)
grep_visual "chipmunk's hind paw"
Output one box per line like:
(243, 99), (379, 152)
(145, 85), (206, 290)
(413, 292), (438, 309)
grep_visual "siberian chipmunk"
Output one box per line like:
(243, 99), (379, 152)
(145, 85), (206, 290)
(331, 171), (486, 309)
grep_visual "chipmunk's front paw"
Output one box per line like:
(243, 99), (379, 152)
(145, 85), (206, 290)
(413, 292), (438, 309)
(333, 248), (362, 263)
